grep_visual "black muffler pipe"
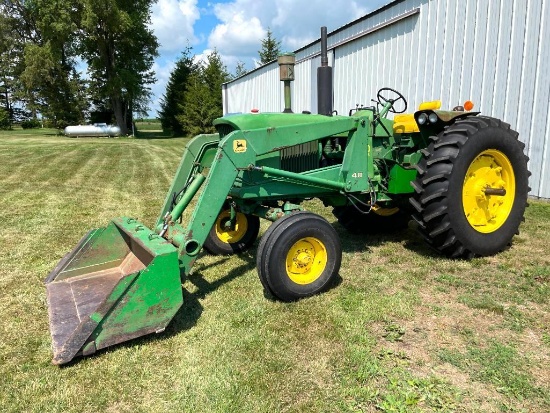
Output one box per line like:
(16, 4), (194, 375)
(317, 26), (333, 116)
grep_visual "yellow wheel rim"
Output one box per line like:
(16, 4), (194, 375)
(371, 205), (400, 217)
(462, 149), (515, 233)
(285, 237), (327, 285)
(214, 210), (248, 243)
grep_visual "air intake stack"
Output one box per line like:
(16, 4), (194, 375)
(317, 26), (333, 116)
(278, 53), (296, 113)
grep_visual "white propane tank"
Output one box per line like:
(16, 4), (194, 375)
(64, 123), (122, 137)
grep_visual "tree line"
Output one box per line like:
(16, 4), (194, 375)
(159, 29), (280, 136)
(1, 0), (158, 134)
(0, 0), (281, 136)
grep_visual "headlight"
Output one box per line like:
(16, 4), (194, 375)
(428, 113), (439, 123)
(417, 113), (428, 125)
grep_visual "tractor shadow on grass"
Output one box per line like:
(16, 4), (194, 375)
(166, 219), (439, 326)
(165, 255), (258, 336)
(332, 219), (441, 259)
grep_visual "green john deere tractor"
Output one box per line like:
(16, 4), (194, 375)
(45, 38), (530, 365)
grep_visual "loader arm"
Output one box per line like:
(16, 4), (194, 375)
(159, 113), (373, 275)
(156, 133), (220, 227)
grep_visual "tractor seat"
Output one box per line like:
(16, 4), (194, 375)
(393, 100), (441, 134)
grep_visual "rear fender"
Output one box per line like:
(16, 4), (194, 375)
(415, 110), (480, 138)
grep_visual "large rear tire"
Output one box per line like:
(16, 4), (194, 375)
(203, 205), (260, 255)
(256, 212), (342, 302)
(409, 116), (530, 258)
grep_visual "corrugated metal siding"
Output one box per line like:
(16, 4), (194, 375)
(223, 0), (550, 198)
(224, 53), (333, 114)
(224, 64), (280, 112)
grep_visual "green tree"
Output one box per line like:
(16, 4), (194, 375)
(234, 61), (247, 78)
(258, 28), (281, 65)
(0, 106), (10, 129)
(21, 43), (88, 127)
(1, 0), (158, 130)
(0, 1), (37, 123)
(1, 0), (87, 126)
(0, 15), (17, 125)
(176, 72), (216, 136)
(80, 0), (158, 134)
(202, 50), (230, 100)
(158, 47), (195, 135)
(177, 50), (230, 135)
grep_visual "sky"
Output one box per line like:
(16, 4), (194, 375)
(146, 0), (391, 118)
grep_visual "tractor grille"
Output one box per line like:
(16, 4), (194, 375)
(280, 141), (319, 173)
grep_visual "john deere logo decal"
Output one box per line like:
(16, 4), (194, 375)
(233, 140), (247, 153)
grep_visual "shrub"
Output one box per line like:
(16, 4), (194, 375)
(41, 119), (70, 129)
(56, 119), (69, 130)
(21, 119), (42, 129)
(0, 107), (11, 130)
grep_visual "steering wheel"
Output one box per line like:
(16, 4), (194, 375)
(376, 87), (408, 114)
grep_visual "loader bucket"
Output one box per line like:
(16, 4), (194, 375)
(45, 217), (182, 365)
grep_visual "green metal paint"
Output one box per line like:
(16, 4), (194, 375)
(46, 217), (181, 364)
(169, 173), (206, 222)
(157, 134), (219, 227)
(387, 165), (417, 194)
(230, 165), (343, 200)
(257, 165), (347, 191)
(213, 112), (351, 132)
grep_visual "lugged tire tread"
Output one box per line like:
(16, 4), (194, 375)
(429, 221), (451, 238)
(423, 205), (448, 223)
(414, 164), (427, 175)
(409, 198), (423, 214)
(422, 173), (450, 186)
(420, 188), (448, 204)
(426, 155), (451, 166)
(409, 115), (529, 258)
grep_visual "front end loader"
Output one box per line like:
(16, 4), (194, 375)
(45, 34), (529, 365)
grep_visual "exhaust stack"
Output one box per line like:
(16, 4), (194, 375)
(317, 26), (333, 116)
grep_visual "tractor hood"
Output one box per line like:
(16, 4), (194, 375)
(213, 112), (347, 132)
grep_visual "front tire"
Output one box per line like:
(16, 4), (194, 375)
(409, 116), (530, 258)
(203, 205), (260, 255)
(256, 212), (342, 302)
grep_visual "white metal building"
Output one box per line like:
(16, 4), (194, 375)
(222, 0), (550, 199)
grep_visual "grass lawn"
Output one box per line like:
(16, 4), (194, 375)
(0, 131), (548, 412)
(134, 119), (163, 131)
(134, 120), (175, 139)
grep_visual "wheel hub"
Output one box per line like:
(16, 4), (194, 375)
(286, 238), (327, 285)
(295, 251), (312, 267)
(215, 211), (248, 243)
(462, 149), (515, 233)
